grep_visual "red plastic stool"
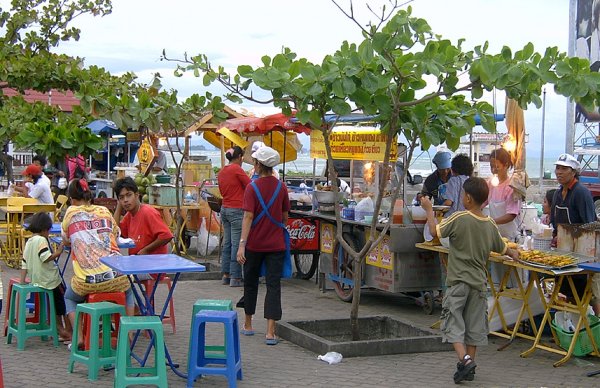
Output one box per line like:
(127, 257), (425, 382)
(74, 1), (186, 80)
(82, 292), (126, 350)
(0, 356), (4, 388)
(141, 277), (176, 333)
(3, 277), (39, 336)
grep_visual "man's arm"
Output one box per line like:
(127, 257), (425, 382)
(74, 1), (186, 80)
(137, 237), (172, 255)
(114, 202), (124, 224)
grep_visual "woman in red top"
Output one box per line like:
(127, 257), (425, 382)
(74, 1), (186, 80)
(237, 146), (290, 345)
(218, 146), (251, 287)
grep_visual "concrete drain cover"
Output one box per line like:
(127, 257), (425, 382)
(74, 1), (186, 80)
(277, 315), (452, 357)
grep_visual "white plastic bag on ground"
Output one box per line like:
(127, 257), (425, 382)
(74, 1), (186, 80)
(317, 351), (343, 364)
(197, 217), (219, 256)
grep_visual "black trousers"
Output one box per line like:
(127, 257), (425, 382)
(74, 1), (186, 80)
(243, 250), (285, 321)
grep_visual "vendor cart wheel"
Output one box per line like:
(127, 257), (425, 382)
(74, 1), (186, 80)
(422, 292), (434, 315)
(331, 237), (360, 302)
(294, 253), (319, 280)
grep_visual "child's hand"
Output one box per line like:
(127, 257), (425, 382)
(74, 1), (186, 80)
(420, 195), (433, 212)
(506, 247), (519, 261)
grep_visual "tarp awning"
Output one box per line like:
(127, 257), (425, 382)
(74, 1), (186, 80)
(223, 112), (310, 135)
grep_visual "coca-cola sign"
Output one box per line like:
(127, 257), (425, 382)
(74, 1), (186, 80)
(286, 218), (319, 251)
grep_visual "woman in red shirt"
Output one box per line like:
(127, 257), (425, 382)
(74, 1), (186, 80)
(237, 146), (290, 345)
(218, 146), (251, 287)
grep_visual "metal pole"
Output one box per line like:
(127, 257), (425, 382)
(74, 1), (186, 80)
(539, 89), (547, 193)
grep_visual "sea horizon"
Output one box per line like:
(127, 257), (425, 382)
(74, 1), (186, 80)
(172, 150), (562, 179)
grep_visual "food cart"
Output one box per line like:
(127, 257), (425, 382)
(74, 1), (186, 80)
(287, 125), (442, 313)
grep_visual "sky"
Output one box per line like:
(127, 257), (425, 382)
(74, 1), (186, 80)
(33, 0), (576, 164)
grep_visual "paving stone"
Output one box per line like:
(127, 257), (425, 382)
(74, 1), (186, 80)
(2, 256), (600, 387)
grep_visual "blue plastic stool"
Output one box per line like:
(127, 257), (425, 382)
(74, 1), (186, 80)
(6, 283), (58, 350)
(187, 310), (242, 388)
(189, 299), (233, 361)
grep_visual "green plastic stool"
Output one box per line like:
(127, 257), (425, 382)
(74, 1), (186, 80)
(68, 302), (126, 381)
(115, 316), (167, 388)
(190, 299), (233, 360)
(6, 283), (58, 350)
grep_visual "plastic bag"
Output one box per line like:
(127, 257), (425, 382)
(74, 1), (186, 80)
(317, 351), (343, 364)
(197, 217), (219, 256)
(58, 177), (68, 189)
(355, 197), (374, 221)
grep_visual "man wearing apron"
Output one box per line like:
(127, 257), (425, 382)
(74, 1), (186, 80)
(550, 153), (600, 315)
(486, 148), (521, 287)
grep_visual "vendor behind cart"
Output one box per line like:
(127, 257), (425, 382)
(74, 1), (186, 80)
(550, 153), (600, 314)
(421, 151), (452, 205)
(485, 148), (522, 286)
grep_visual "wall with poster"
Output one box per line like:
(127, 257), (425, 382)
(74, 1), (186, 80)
(574, 0), (600, 122)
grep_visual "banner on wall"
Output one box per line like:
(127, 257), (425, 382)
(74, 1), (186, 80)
(310, 127), (397, 161)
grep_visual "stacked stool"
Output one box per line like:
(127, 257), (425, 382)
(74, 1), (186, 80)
(6, 283), (58, 350)
(68, 302), (125, 381)
(190, 299), (233, 359)
(187, 310), (242, 387)
(141, 277), (176, 333)
(115, 316), (167, 387)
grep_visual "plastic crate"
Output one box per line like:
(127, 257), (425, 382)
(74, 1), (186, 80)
(532, 236), (552, 251)
(551, 315), (600, 356)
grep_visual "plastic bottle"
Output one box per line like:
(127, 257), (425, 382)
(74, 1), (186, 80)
(392, 199), (404, 224)
(347, 200), (356, 221)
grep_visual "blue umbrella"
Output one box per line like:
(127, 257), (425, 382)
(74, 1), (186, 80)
(86, 119), (124, 176)
(86, 119), (122, 136)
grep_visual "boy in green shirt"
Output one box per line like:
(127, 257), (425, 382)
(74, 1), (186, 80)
(20, 212), (70, 342)
(422, 177), (519, 383)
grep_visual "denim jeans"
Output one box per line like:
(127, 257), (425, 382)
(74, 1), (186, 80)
(220, 207), (244, 279)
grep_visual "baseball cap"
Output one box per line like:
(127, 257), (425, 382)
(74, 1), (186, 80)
(251, 141), (266, 153)
(23, 164), (42, 177)
(554, 153), (580, 171)
(432, 151), (452, 169)
(251, 146), (280, 168)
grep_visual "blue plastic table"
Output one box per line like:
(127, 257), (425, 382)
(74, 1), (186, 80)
(23, 222), (61, 234)
(100, 254), (206, 378)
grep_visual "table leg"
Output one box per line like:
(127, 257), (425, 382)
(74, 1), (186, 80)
(128, 272), (188, 378)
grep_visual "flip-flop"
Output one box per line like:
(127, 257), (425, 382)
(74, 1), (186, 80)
(265, 337), (279, 345)
(240, 328), (254, 336)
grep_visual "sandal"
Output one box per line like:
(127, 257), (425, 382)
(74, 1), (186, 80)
(453, 356), (476, 384)
(265, 336), (279, 346)
(221, 276), (231, 285)
(240, 326), (254, 336)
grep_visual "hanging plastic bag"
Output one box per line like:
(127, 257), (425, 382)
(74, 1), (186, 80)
(197, 217), (219, 256)
(58, 177), (68, 189)
(354, 197), (374, 221)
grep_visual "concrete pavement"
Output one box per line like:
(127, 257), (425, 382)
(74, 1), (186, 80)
(2, 257), (600, 387)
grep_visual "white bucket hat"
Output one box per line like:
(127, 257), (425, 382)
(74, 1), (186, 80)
(251, 141), (266, 153)
(554, 153), (581, 172)
(251, 146), (280, 168)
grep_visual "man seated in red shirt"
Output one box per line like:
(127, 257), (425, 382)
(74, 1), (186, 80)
(114, 177), (173, 258)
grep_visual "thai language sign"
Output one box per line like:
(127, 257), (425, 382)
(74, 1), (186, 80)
(310, 128), (397, 161)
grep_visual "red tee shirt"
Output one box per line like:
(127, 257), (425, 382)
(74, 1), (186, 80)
(218, 164), (251, 208)
(243, 176), (290, 252)
(119, 204), (173, 255)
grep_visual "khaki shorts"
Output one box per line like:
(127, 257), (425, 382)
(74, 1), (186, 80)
(440, 282), (488, 346)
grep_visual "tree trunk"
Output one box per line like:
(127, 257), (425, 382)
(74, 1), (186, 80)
(350, 253), (363, 340)
(0, 150), (14, 183)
